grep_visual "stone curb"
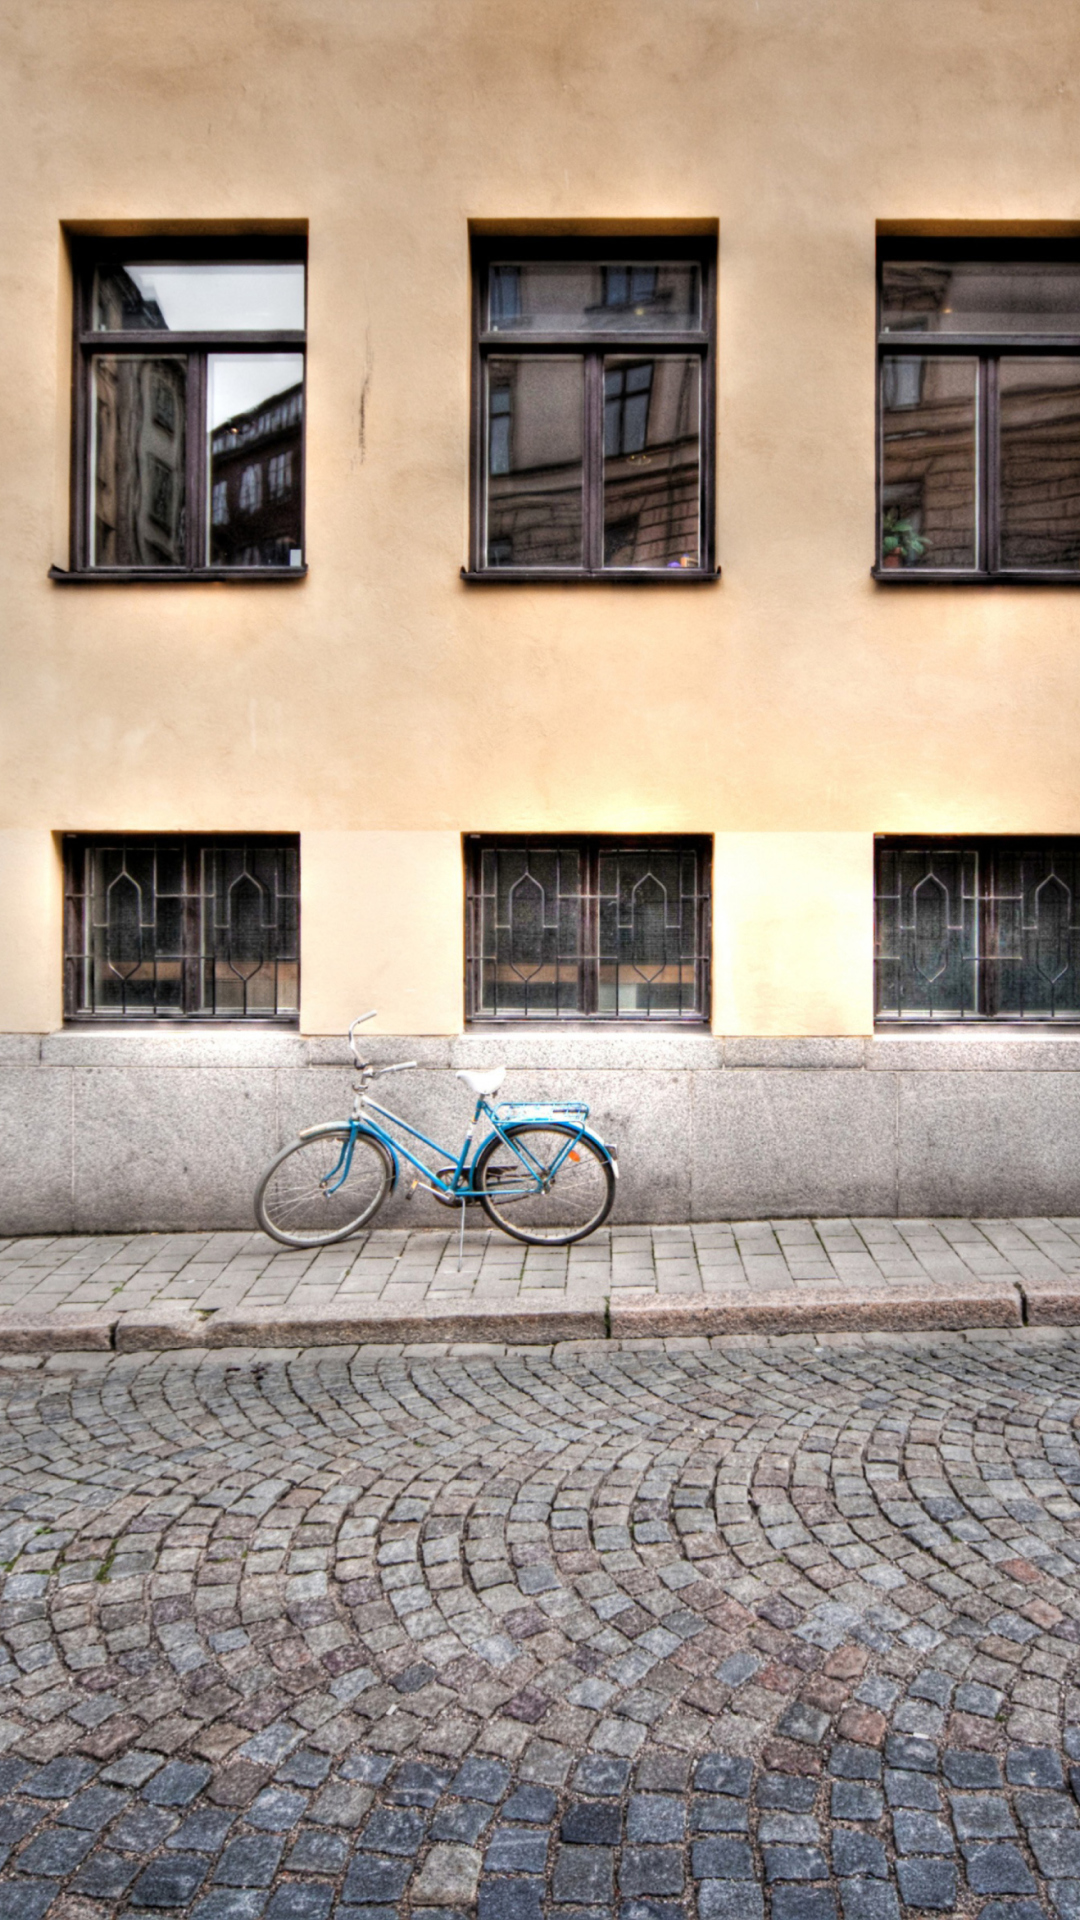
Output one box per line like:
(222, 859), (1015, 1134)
(1, 1278), (1078, 1354)
(608, 1281), (1023, 1338)
(1020, 1280), (1080, 1325)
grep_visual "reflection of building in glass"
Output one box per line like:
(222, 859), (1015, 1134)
(93, 355), (187, 567)
(603, 357), (700, 568)
(485, 357), (583, 567)
(880, 358), (976, 569)
(209, 384), (302, 567)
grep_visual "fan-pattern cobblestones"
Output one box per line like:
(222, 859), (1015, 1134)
(1, 1331), (1080, 1917)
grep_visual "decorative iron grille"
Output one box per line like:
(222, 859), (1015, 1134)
(64, 836), (299, 1020)
(875, 837), (1080, 1021)
(466, 837), (711, 1021)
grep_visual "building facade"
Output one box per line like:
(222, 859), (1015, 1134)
(5, 0), (1080, 1231)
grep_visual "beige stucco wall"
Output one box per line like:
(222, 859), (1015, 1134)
(301, 831), (463, 1035)
(4, 0), (1080, 1035)
(0, 834), (63, 1033)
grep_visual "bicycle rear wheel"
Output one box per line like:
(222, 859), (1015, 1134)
(475, 1122), (615, 1245)
(255, 1127), (392, 1248)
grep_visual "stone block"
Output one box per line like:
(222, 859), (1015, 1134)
(609, 1283), (1019, 1339)
(43, 1028), (304, 1068)
(691, 1069), (895, 1219)
(451, 1027), (721, 1071)
(723, 1038), (864, 1069)
(897, 1072), (1080, 1216)
(868, 1034), (1080, 1072)
(1019, 1282), (1080, 1326)
(72, 1068), (280, 1232)
(0, 1035), (42, 1064)
(0, 1312), (115, 1352)
(0, 1066), (74, 1233)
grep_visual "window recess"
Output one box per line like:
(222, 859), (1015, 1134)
(465, 836), (711, 1021)
(877, 240), (1080, 582)
(61, 236), (306, 581)
(467, 237), (717, 581)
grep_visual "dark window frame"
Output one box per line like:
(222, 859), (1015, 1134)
(465, 833), (712, 1023)
(63, 833), (300, 1023)
(875, 834), (1080, 1024)
(465, 235), (718, 583)
(875, 236), (1080, 585)
(56, 234), (307, 585)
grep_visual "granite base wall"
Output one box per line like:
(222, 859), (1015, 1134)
(2, 1027), (1079, 1234)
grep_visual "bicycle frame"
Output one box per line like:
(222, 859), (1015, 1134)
(305, 1087), (601, 1207)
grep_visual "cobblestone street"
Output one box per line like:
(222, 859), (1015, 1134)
(1, 1330), (1080, 1919)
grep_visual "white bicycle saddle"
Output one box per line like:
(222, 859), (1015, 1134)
(455, 1067), (506, 1096)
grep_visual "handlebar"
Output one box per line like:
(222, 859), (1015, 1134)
(348, 1013), (416, 1080)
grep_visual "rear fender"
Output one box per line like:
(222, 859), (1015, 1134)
(474, 1122), (618, 1179)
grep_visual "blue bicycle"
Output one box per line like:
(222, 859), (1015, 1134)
(254, 1012), (618, 1250)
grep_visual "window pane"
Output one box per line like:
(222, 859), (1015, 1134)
(200, 843), (299, 1016)
(486, 261), (700, 333)
(90, 356), (187, 567)
(66, 837), (299, 1019)
(476, 846), (583, 1016)
(881, 259), (1080, 334)
(597, 847), (705, 1015)
(999, 358), (1080, 570)
(876, 842), (1080, 1021)
(603, 355), (700, 568)
(484, 356), (583, 568)
(874, 846), (977, 1019)
(207, 354), (304, 567)
(93, 262), (305, 332)
(880, 356), (977, 569)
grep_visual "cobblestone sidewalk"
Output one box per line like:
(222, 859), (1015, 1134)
(1, 1333), (1079, 1918)
(0, 1218), (1079, 1351)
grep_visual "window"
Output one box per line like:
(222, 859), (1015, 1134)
(63, 238), (306, 580)
(466, 836), (711, 1020)
(469, 237), (716, 579)
(875, 837), (1080, 1021)
(877, 241), (1080, 579)
(64, 836), (299, 1020)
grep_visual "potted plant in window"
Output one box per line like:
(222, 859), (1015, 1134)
(881, 507), (928, 568)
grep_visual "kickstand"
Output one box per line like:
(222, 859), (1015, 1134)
(457, 1199), (467, 1274)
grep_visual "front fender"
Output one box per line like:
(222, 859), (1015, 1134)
(297, 1120), (400, 1191)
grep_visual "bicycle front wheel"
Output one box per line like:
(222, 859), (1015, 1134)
(255, 1128), (392, 1248)
(475, 1122), (615, 1246)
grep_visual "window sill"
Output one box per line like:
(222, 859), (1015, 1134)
(49, 566), (308, 586)
(461, 566), (720, 586)
(871, 567), (1080, 586)
(466, 1016), (711, 1027)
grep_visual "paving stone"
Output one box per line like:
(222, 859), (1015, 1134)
(963, 1841), (1039, 1894)
(552, 1843), (615, 1902)
(129, 1850), (210, 1906)
(213, 1833), (285, 1885)
(484, 1825), (549, 1870)
(561, 1801), (621, 1845)
(832, 1830), (888, 1877)
(895, 1857), (958, 1909)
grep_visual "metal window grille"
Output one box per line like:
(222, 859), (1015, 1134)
(64, 835), (299, 1020)
(466, 837), (711, 1021)
(875, 837), (1080, 1021)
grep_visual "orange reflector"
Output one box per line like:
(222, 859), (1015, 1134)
(569, 1150), (580, 1162)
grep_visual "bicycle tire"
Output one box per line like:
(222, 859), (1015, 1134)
(255, 1127), (392, 1248)
(475, 1121), (615, 1246)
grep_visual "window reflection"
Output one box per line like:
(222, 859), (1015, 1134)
(93, 262), (305, 333)
(1000, 358), (1080, 569)
(882, 260), (1080, 335)
(487, 261), (699, 333)
(602, 355), (700, 568)
(880, 356), (977, 569)
(207, 354), (304, 567)
(485, 357), (584, 567)
(91, 356), (187, 567)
